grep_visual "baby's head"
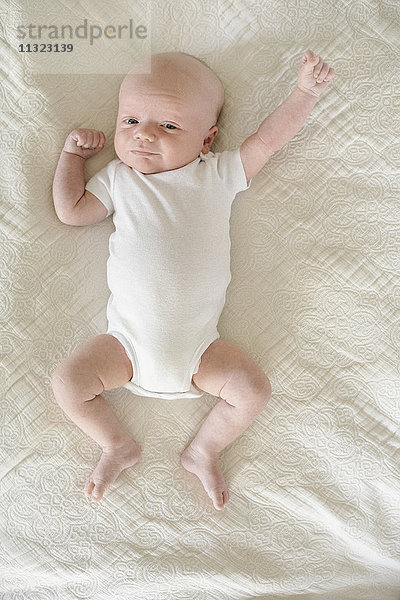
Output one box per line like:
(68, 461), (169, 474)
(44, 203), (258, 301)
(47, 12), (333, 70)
(114, 52), (225, 174)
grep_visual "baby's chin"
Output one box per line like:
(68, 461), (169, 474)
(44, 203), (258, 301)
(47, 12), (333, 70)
(116, 150), (196, 174)
(115, 150), (161, 174)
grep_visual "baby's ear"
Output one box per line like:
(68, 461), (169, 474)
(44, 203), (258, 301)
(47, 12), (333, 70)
(202, 125), (218, 153)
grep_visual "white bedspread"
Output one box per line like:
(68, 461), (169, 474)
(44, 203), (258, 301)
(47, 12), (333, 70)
(1, 0), (399, 598)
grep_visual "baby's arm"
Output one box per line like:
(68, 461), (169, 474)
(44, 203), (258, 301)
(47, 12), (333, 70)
(240, 50), (335, 182)
(53, 129), (105, 224)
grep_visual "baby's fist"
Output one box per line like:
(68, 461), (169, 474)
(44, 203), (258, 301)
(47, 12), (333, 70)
(63, 128), (106, 159)
(297, 50), (335, 98)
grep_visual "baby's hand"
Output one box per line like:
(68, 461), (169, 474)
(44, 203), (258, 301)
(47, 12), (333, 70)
(297, 50), (335, 98)
(63, 128), (106, 159)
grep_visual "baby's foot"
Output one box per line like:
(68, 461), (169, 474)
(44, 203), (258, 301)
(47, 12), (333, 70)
(84, 439), (141, 502)
(180, 443), (229, 511)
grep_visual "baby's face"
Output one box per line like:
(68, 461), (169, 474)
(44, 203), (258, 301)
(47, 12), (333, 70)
(114, 54), (223, 174)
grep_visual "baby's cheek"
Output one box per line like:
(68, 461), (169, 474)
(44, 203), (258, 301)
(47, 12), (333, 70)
(114, 134), (127, 160)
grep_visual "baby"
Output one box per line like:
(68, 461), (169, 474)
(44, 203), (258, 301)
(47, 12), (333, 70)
(52, 50), (334, 511)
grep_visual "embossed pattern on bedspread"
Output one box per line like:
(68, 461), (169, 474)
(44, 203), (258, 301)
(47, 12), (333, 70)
(0, 1), (399, 599)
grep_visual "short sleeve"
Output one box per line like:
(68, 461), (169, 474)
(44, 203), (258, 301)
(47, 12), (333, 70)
(85, 159), (117, 216)
(214, 148), (252, 193)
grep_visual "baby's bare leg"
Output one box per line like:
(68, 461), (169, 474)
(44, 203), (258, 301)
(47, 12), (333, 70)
(51, 334), (141, 502)
(181, 339), (271, 511)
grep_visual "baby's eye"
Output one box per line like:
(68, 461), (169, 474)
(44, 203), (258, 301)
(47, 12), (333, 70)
(163, 123), (177, 130)
(125, 118), (138, 124)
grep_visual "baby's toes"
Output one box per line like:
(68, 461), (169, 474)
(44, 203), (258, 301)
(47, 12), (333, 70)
(85, 478), (95, 498)
(210, 489), (228, 511)
(85, 478), (104, 501)
(91, 481), (106, 501)
(213, 491), (224, 510)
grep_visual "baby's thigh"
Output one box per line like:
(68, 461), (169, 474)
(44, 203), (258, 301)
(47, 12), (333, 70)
(54, 334), (133, 392)
(193, 338), (269, 399)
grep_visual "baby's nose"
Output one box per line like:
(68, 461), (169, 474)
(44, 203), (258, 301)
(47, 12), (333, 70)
(134, 123), (155, 142)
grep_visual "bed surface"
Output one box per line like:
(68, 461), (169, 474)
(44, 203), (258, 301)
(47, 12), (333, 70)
(1, 0), (399, 598)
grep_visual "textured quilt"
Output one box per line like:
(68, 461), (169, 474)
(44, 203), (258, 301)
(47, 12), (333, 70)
(1, 0), (400, 598)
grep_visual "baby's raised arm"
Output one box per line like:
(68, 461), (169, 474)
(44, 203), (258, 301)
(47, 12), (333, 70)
(53, 129), (106, 225)
(240, 50), (335, 181)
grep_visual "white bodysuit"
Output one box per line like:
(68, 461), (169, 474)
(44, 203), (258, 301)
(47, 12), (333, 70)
(85, 148), (250, 399)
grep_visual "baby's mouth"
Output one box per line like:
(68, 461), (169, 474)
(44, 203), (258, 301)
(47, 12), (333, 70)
(130, 149), (158, 156)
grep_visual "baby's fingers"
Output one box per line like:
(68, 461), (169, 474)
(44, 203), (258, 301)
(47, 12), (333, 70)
(323, 67), (335, 82)
(94, 130), (106, 149)
(87, 130), (105, 149)
(79, 130), (94, 148)
(72, 129), (105, 149)
(315, 62), (330, 83)
(73, 130), (91, 148)
(301, 49), (319, 69)
(314, 60), (335, 82)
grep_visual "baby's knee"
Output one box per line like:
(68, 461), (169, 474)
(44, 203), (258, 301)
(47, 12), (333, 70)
(226, 365), (271, 412)
(51, 360), (104, 405)
(51, 367), (71, 406)
(252, 370), (271, 408)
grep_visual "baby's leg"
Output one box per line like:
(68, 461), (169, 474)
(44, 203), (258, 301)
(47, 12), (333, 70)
(181, 339), (271, 511)
(51, 334), (141, 502)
